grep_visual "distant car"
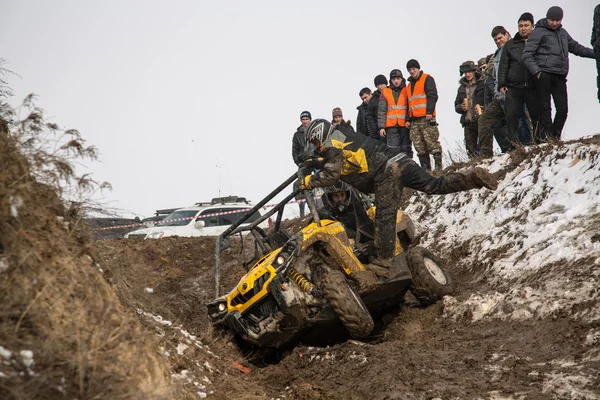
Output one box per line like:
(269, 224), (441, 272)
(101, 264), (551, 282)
(124, 200), (261, 239)
(141, 215), (167, 228)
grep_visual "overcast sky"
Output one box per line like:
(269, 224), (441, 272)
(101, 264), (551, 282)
(1, 0), (598, 217)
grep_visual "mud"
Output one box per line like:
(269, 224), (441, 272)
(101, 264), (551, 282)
(93, 232), (599, 399)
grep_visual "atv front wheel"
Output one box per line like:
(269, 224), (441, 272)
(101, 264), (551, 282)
(406, 246), (455, 306)
(321, 270), (374, 338)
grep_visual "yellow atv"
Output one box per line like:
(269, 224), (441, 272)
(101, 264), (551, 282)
(208, 172), (454, 354)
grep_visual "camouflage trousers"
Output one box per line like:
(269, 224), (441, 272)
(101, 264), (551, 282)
(409, 117), (443, 156)
(373, 153), (481, 259)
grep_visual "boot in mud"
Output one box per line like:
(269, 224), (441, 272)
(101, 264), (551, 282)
(417, 154), (432, 171)
(470, 167), (498, 190)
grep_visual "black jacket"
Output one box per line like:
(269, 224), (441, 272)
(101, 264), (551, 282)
(365, 90), (382, 139)
(292, 125), (307, 166)
(523, 18), (595, 77)
(498, 33), (536, 90)
(454, 73), (485, 126)
(407, 72), (438, 117)
(592, 4), (600, 47)
(356, 102), (368, 136)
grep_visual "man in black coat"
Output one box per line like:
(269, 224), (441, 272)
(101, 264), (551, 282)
(498, 12), (541, 145)
(455, 61), (485, 158)
(592, 4), (600, 103)
(356, 88), (372, 136)
(292, 111), (312, 166)
(523, 6), (595, 140)
(366, 74), (388, 144)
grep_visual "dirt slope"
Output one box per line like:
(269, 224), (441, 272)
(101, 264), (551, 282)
(4, 124), (598, 399)
(92, 136), (600, 399)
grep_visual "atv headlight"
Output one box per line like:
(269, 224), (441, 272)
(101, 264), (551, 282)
(147, 231), (164, 239)
(218, 303), (226, 312)
(276, 255), (285, 265)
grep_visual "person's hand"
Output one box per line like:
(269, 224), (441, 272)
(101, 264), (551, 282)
(426, 114), (433, 121)
(379, 129), (386, 137)
(301, 157), (324, 169)
(298, 175), (312, 190)
(537, 72), (542, 79)
(405, 121), (411, 128)
(460, 103), (468, 112)
(500, 87), (508, 95)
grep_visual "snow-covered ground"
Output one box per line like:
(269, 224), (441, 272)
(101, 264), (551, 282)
(404, 141), (600, 399)
(406, 142), (600, 322)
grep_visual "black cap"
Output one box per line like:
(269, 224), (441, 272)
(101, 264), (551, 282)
(389, 69), (404, 80)
(519, 12), (534, 25)
(546, 6), (563, 21)
(406, 59), (420, 71)
(374, 74), (388, 86)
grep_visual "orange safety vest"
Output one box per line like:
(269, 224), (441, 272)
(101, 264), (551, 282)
(407, 73), (436, 118)
(382, 87), (407, 127)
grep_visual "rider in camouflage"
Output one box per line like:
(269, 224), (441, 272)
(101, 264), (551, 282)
(298, 119), (498, 268)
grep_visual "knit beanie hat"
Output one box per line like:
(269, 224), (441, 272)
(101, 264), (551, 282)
(406, 59), (421, 71)
(546, 6), (563, 20)
(374, 74), (388, 86)
(300, 111), (311, 120)
(389, 69), (404, 80)
(518, 12), (534, 25)
(332, 107), (343, 118)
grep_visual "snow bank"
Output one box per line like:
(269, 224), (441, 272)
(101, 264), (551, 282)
(405, 142), (600, 322)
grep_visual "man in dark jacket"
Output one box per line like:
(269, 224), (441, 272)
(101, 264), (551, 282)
(299, 119), (497, 268)
(455, 61), (485, 158)
(479, 26), (513, 157)
(366, 74), (388, 143)
(592, 4), (600, 102)
(292, 111), (312, 216)
(356, 88), (371, 136)
(523, 6), (595, 140)
(498, 12), (541, 145)
(292, 111), (312, 166)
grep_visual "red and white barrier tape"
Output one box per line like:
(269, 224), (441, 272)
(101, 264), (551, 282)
(94, 198), (313, 231)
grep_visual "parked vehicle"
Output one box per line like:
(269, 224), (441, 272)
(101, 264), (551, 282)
(124, 196), (261, 239)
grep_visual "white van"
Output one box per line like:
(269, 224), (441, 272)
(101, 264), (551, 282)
(124, 200), (261, 239)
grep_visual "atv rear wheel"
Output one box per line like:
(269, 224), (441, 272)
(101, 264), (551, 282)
(406, 246), (455, 306)
(321, 270), (374, 338)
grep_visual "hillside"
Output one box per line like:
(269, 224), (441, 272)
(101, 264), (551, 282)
(2, 130), (599, 399)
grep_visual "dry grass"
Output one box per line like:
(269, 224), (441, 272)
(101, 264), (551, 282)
(0, 99), (176, 399)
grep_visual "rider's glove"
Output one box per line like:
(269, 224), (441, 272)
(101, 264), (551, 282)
(298, 175), (312, 190)
(301, 157), (325, 170)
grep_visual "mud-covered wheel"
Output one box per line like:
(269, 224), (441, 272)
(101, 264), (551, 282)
(406, 246), (455, 306)
(321, 270), (374, 338)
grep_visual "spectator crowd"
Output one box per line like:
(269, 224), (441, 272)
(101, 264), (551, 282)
(293, 5), (600, 171)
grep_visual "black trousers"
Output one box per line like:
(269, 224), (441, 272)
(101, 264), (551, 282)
(505, 87), (540, 145)
(595, 41), (600, 102)
(537, 72), (568, 140)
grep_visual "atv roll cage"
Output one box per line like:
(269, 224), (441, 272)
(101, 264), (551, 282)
(214, 170), (318, 297)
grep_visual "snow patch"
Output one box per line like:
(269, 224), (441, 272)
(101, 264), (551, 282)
(0, 258), (9, 274)
(9, 195), (23, 218)
(0, 346), (12, 359)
